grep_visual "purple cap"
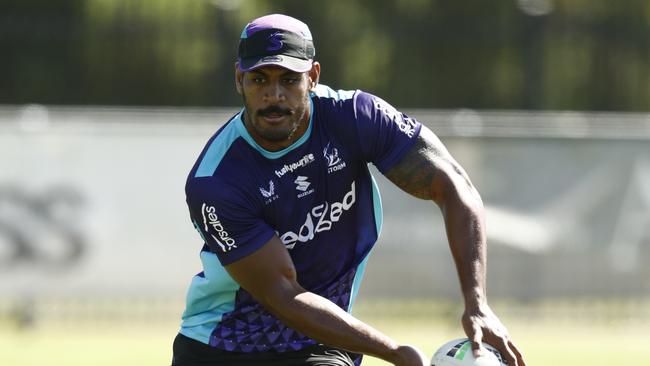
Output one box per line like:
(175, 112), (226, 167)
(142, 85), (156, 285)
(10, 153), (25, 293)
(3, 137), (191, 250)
(238, 14), (315, 73)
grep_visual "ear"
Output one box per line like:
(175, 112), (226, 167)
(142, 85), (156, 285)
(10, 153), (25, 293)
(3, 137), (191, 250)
(308, 61), (321, 90)
(234, 63), (244, 95)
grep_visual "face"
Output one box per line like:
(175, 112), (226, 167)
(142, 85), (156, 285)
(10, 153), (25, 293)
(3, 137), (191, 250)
(235, 63), (320, 151)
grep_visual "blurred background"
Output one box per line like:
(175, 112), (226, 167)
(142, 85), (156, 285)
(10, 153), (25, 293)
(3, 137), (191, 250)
(1, 1), (649, 365)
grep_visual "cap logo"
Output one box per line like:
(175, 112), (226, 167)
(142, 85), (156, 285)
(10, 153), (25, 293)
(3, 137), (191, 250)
(266, 31), (284, 52)
(260, 55), (283, 63)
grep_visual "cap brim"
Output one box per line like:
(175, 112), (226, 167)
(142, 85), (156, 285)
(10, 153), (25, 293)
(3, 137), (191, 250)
(239, 55), (313, 73)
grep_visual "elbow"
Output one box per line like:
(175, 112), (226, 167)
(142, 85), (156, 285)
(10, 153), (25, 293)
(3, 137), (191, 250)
(256, 267), (302, 315)
(435, 171), (484, 215)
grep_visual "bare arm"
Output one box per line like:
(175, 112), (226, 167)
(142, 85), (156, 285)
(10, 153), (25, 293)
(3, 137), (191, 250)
(224, 236), (427, 366)
(385, 127), (486, 309)
(384, 126), (526, 366)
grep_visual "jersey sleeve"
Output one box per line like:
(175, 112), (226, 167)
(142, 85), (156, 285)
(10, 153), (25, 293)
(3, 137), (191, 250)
(353, 91), (422, 173)
(186, 177), (275, 265)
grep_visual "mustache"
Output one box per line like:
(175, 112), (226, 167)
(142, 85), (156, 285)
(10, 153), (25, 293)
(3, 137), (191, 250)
(257, 105), (293, 117)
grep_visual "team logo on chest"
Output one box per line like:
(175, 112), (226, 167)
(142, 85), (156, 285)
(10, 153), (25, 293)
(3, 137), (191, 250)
(323, 142), (347, 173)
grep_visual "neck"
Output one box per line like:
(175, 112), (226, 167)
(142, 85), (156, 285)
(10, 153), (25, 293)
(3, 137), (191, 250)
(242, 106), (311, 152)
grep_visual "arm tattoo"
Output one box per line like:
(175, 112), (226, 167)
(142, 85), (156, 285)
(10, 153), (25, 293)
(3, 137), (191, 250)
(384, 132), (443, 201)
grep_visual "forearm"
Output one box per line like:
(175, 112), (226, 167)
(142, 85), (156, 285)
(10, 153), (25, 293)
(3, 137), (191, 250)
(224, 237), (421, 364)
(263, 285), (402, 363)
(440, 178), (487, 308)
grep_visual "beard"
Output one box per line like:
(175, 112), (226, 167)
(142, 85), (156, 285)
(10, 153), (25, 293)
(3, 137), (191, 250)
(241, 93), (309, 143)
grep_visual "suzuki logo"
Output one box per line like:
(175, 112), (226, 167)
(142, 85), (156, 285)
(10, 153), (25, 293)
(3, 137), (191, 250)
(294, 176), (311, 192)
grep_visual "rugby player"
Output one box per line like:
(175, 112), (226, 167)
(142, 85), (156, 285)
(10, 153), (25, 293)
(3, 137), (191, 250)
(172, 13), (526, 366)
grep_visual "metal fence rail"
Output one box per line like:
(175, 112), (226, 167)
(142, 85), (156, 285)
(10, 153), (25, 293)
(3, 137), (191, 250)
(3, 104), (650, 139)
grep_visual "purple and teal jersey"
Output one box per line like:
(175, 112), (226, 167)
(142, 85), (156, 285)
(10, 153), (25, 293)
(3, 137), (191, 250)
(180, 84), (421, 353)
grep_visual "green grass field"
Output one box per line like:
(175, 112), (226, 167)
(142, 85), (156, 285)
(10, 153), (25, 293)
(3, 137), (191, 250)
(1, 299), (648, 366)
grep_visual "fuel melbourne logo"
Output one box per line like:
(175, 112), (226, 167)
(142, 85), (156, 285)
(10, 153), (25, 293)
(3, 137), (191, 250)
(201, 203), (237, 252)
(294, 176), (314, 198)
(279, 181), (356, 249)
(275, 153), (315, 178)
(323, 142), (346, 174)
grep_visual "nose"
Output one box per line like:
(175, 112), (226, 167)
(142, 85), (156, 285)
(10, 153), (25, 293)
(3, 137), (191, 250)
(263, 81), (285, 103)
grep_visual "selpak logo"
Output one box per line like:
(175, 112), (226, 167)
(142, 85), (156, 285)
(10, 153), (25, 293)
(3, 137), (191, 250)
(279, 181), (356, 249)
(201, 203), (237, 252)
(372, 97), (417, 138)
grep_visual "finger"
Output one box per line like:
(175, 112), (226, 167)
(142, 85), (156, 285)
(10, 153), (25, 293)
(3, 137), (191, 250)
(470, 325), (485, 358)
(508, 339), (526, 366)
(495, 337), (518, 366)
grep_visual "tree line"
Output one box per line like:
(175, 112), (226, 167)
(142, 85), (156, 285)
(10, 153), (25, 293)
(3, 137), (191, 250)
(2, 0), (649, 110)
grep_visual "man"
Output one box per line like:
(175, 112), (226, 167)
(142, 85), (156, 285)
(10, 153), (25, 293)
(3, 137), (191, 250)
(173, 13), (526, 366)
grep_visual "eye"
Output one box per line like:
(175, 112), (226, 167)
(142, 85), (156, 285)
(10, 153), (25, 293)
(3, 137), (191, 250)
(252, 77), (265, 84)
(283, 77), (300, 85)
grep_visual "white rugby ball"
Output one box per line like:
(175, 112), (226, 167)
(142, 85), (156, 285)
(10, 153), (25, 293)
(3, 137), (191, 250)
(431, 338), (507, 366)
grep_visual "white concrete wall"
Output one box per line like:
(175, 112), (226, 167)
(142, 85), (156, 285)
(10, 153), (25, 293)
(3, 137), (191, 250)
(1, 105), (648, 300)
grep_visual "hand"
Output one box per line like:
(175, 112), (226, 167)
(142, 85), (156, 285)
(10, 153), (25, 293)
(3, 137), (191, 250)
(462, 302), (526, 366)
(390, 344), (428, 366)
